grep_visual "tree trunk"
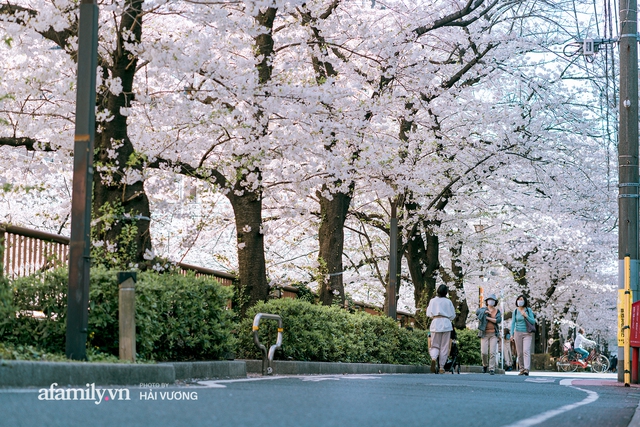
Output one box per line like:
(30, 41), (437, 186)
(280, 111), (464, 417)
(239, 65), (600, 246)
(403, 199), (441, 327)
(228, 183), (268, 314)
(405, 232), (427, 308)
(91, 0), (151, 266)
(448, 242), (469, 329)
(383, 217), (403, 315)
(0, 1), (153, 267)
(317, 186), (351, 306)
(423, 227), (440, 301)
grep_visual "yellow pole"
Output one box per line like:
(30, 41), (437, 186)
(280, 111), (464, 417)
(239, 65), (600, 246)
(625, 255), (631, 387)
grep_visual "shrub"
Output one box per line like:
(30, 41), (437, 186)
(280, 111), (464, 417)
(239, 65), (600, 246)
(1, 266), (235, 361)
(0, 342), (121, 362)
(131, 269), (235, 361)
(456, 328), (482, 365)
(2, 268), (68, 354)
(236, 298), (430, 365)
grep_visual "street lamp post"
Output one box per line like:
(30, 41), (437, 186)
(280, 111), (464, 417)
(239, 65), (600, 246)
(66, 0), (98, 360)
(386, 200), (398, 320)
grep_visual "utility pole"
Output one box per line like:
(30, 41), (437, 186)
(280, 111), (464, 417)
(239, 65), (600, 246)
(66, 0), (98, 360)
(618, 0), (639, 382)
(386, 201), (398, 320)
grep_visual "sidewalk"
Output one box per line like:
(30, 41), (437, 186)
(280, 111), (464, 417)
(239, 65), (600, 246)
(517, 371), (640, 427)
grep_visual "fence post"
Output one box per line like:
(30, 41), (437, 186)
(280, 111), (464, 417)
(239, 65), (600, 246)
(118, 272), (137, 362)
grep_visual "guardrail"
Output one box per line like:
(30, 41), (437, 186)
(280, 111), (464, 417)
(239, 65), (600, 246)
(252, 313), (284, 375)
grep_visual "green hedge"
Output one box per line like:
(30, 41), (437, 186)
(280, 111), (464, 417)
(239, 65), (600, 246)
(236, 299), (430, 365)
(0, 266), (235, 361)
(455, 328), (482, 366)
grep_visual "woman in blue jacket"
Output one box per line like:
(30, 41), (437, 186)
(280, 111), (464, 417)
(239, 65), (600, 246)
(510, 295), (536, 376)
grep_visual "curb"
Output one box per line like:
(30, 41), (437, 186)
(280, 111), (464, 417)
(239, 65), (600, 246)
(0, 360), (174, 388)
(0, 359), (500, 388)
(165, 361), (247, 380)
(244, 360), (431, 375)
(242, 360), (503, 376)
(0, 360), (247, 388)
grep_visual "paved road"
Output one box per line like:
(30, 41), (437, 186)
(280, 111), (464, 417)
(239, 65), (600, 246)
(1, 372), (638, 427)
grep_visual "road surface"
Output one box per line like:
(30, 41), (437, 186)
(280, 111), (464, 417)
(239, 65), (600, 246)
(1, 371), (637, 427)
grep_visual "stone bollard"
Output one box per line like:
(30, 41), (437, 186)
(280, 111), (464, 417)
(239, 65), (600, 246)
(118, 272), (137, 362)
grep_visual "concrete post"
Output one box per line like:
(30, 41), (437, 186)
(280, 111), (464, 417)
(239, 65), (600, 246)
(118, 272), (136, 362)
(618, 0), (639, 382)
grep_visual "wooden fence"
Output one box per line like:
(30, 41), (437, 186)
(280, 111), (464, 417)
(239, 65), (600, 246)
(0, 224), (69, 279)
(0, 224), (235, 286)
(0, 223), (414, 324)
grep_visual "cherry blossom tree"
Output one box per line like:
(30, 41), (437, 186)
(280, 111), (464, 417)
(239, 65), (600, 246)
(0, 0), (152, 267)
(0, 0), (618, 340)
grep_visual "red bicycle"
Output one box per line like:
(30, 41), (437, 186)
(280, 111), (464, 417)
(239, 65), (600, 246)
(557, 342), (609, 373)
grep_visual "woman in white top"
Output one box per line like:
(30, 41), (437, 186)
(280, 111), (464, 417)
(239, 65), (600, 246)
(426, 284), (456, 374)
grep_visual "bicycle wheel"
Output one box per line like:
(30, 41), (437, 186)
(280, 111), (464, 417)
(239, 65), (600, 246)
(591, 355), (610, 373)
(557, 355), (574, 372)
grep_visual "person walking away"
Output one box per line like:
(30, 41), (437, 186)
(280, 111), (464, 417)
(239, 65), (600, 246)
(510, 295), (536, 376)
(427, 284), (456, 374)
(574, 328), (596, 367)
(502, 328), (514, 371)
(476, 294), (502, 375)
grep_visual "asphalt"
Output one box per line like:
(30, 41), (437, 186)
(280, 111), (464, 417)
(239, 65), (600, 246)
(16, 357), (640, 425)
(507, 371), (640, 427)
(1, 371), (633, 427)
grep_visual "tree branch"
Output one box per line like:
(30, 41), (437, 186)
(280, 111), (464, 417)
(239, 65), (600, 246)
(0, 4), (76, 52)
(0, 136), (57, 151)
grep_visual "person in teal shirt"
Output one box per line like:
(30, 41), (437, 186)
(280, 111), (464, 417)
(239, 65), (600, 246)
(510, 294), (536, 376)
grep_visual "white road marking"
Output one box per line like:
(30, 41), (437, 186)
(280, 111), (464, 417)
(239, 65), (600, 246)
(0, 388), (39, 393)
(301, 377), (340, 382)
(502, 379), (599, 427)
(524, 378), (556, 383)
(302, 375), (381, 382)
(198, 382), (227, 388)
(199, 376), (285, 388)
(198, 374), (381, 388)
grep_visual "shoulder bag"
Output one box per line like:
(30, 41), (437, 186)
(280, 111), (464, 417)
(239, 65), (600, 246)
(523, 309), (536, 333)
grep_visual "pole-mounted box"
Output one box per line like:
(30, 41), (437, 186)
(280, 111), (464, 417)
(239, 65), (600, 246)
(583, 39), (595, 55)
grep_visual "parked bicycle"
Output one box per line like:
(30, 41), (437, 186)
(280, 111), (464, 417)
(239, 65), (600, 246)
(557, 342), (609, 373)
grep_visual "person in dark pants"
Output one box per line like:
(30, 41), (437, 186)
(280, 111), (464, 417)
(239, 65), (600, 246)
(501, 328), (514, 371)
(609, 354), (618, 373)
